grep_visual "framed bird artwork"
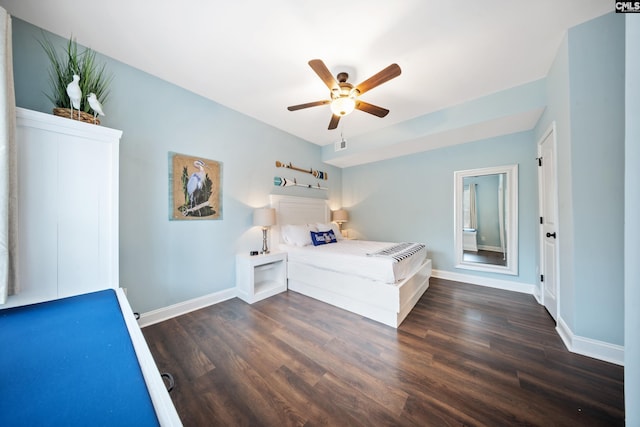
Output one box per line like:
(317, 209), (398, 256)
(169, 152), (222, 220)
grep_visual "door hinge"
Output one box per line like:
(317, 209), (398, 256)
(540, 216), (543, 224)
(540, 274), (544, 282)
(536, 157), (542, 166)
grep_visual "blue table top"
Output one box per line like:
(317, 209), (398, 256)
(0, 289), (160, 426)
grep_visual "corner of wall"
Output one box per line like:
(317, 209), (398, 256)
(556, 316), (624, 366)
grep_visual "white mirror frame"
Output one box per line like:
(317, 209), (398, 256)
(454, 164), (518, 275)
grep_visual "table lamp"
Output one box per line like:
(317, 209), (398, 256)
(332, 209), (349, 232)
(253, 208), (276, 254)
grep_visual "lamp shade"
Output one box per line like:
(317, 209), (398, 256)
(332, 209), (349, 223)
(253, 208), (276, 227)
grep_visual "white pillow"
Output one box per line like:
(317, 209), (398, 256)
(316, 222), (343, 240)
(281, 224), (316, 246)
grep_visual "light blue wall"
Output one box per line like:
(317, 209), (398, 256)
(11, 19), (342, 313)
(342, 130), (538, 286)
(625, 14), (640, 427)
(569, 12), (625, 344)
(535, 12), (625, 346)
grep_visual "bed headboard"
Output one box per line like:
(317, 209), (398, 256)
(269, 195), (331, 246)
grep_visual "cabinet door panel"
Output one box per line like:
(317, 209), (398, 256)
(57, 136), (112, 297)
(16, 126), (59, 303)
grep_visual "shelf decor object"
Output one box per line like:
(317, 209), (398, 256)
(275, 160), (328, 180)
(253, 207), (276, 254)
(274, 176), (327, 190)
(40, 35), (112, 125)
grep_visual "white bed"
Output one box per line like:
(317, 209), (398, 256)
(270, 195), (432, 328)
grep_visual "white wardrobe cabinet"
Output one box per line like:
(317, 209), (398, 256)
(3, 108), (122, 308)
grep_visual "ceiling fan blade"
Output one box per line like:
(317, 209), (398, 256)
(287, 100), (330, 111)
(309, 59), (339, 91)
(355, 63), (401, 96)
(328, 114), (341, 130)
(355, 101), (390, 118)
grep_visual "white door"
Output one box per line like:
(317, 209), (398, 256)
(538, 125), (559, 321)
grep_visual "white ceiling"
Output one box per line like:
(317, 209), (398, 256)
(2, 1), (611, 149)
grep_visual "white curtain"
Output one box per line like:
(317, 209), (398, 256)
(469, 183), (477, 230)
(0, 7), (17, 304)
(498, 174), (506, 260)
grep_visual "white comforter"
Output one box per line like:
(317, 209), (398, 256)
(280, 239), (427, 284)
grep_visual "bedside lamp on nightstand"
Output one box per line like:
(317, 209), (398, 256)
(253, 207), (276, 254)
(332, 209), (349, 236)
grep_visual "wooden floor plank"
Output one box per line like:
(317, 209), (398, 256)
(142, 277), (624, 426)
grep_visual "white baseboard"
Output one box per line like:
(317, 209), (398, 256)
(556, 317), (624, 366)
(431, 269), (535, 295)
(138, 287), (237, 328)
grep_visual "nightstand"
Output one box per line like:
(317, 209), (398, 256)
(236, 251), (287, 304)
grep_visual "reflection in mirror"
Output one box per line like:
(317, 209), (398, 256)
(454, 165), (518, 275)
(462, 174), (506, 265)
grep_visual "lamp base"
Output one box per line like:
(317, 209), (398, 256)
(260, 227), (270, 254)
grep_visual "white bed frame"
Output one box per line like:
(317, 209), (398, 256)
(270, 195), (432, 328)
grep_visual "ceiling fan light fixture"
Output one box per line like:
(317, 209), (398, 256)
(287, 59), (401, 129)
(330, 95), (356, 116)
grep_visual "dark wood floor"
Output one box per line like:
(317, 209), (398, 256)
(142, 278), (624, 426)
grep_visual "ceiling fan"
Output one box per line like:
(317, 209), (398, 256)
(287, 59), (401, 130)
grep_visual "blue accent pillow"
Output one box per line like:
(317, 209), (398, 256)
(310, 230), (337, 246)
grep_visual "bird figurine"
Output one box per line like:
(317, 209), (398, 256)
(66, 74), (82, 120)
(87, 93), (105, 124)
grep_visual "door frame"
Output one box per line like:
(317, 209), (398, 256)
(537, 122), (560, 320)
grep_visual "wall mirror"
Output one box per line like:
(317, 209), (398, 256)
(454, 164), (518, 275)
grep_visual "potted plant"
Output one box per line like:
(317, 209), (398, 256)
(39, 34), (112, 125)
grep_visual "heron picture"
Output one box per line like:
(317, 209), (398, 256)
(169, 152), (221, 220)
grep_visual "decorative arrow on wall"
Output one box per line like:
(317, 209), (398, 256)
(274, 176), (327, 190)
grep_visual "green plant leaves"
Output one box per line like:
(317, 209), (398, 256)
(39, 33), (113, 113)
